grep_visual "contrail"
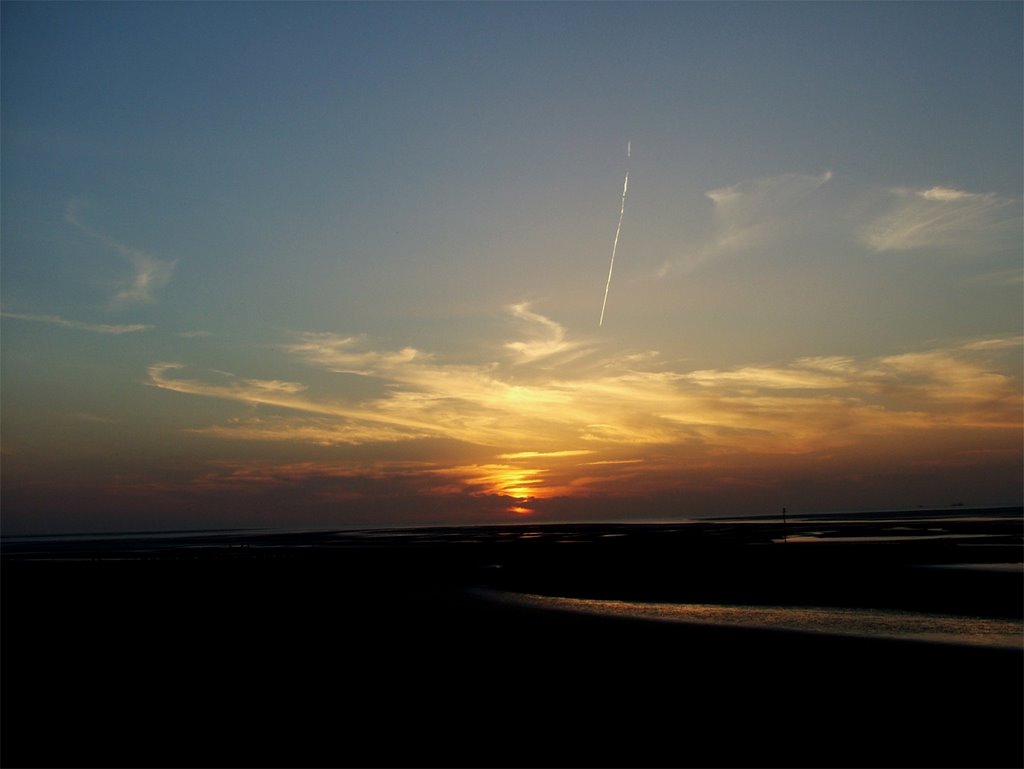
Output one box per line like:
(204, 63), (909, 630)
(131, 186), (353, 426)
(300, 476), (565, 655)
(599, 141), (630, 327)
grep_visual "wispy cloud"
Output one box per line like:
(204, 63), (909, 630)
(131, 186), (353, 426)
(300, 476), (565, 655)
(1, 311), (151, 334)
(148, 302), (1022, 504)
(73, 412), (115, 423)
(146, 459), (438, 496)
(682, 338), (1021, 434)
(186, 417), (424, 446)
(284, 333), (421, 375)
(65, 199), (176, 306)
(967, 268), (1024, 287)
(498, 450), (595, 460)
(429, 463), (553, 499)
(660, 170), (833, 277)
(243, 378), (308, 395)
(147, 362), (443, 441)
(861, 186), (1020, 253)
(657, 176), (1020, 280)
(706, 171), (833, 234)
(504, 302), (582, 364)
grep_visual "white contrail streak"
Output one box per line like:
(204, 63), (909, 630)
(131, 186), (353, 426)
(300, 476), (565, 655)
(599, 141), (630, 327)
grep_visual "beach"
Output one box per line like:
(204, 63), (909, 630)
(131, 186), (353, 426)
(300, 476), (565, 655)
(2, 508), (1021, 768)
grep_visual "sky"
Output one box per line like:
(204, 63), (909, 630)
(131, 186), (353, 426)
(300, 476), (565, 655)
(2, 1), (1021, 535)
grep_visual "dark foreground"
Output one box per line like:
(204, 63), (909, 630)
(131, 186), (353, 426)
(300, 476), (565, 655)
(3, 508), (1022, 768)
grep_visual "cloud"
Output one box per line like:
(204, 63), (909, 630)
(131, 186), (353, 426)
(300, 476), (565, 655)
(662, 170), (833, 276)
(685, 365), (846, 390)
(148, 298), (1022, 506)
(65, 199), (176, 306)
(73, 412), (115, 423)
(706, 170), (832, 231)
(187, 417), (424, 446)
(143, 459), (442, 499)
(657, 175), (1020, 280)
(284, 333), (420, 375)
(498, 450), (595, 460)
(243, 379), (308, 395)
(504, 302), (582, 364)
(147, 362), (443, 440)
(861, 186), (1020, 253)
(682, 338), (1021, 435)
(429, 463), (552, 500)
(958, 336), (1023, 352)
(967, 268), (1023, 287)
(112, 252), (175, 306)
(705, 170), (833, 254)
(1, 311), (151, 334)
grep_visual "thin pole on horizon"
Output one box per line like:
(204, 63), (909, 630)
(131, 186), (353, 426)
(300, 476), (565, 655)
(782, 507), (787, 544)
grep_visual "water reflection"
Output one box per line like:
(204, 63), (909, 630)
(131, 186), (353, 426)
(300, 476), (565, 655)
(480, 590), (1023, 650)
(775, 533), (999, 544)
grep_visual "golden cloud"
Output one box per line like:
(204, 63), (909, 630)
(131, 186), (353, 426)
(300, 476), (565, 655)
(147, 307), (1022, 503)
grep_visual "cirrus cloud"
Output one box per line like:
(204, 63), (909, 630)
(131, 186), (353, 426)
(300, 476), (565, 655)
(1, 310), (151, 334)
(861, 186), (1020, 254)
(65, 199), (176, 307)
(660, 170), (834, 277)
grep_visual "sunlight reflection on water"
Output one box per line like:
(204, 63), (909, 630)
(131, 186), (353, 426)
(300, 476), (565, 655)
(775, 533), (1000, 544)
(480, 590), (1023, 650)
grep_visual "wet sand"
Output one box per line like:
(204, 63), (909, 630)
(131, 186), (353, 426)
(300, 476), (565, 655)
(2, 508), (1021, 767)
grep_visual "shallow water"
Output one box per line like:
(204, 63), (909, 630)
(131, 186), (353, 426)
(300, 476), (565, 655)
(480, 589), (1024, 650)
(775, 532), (1000, 544)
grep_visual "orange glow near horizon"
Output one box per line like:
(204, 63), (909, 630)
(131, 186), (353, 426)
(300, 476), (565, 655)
(126, 322), (1024, 523)
(437, 463), (552, 500)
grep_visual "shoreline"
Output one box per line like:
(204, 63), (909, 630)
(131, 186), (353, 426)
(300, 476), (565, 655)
(3, 509), (1021, 768)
